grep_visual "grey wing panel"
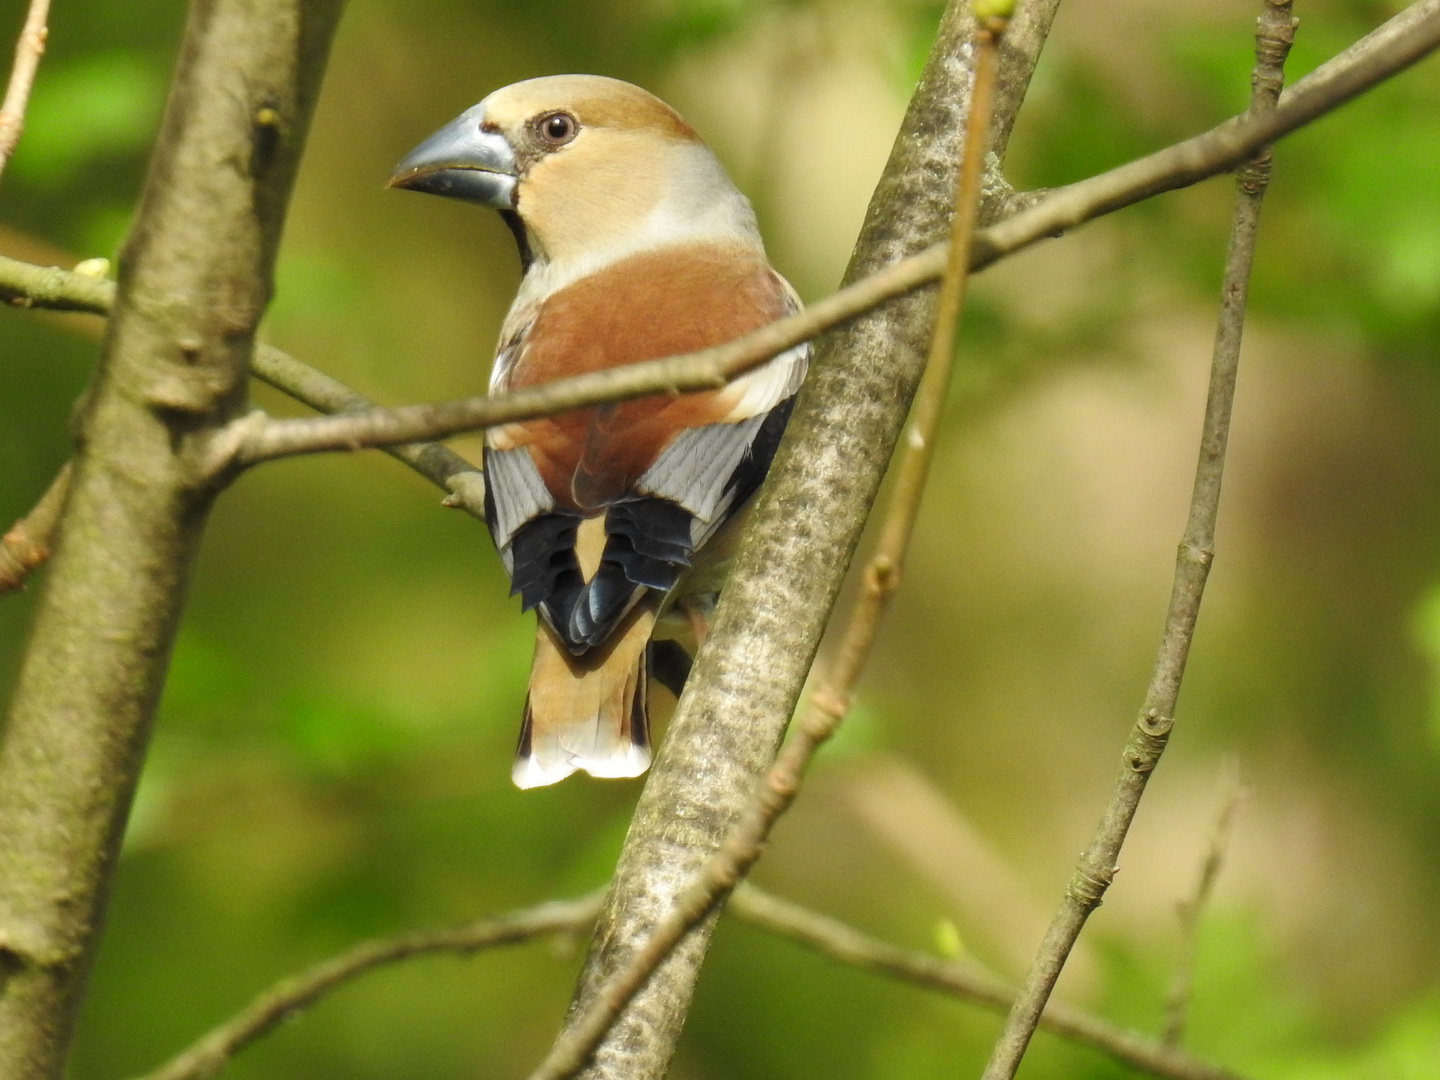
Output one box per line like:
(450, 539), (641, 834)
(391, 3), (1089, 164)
(486, 446), (555, 549)
(634, 413), (767, 525)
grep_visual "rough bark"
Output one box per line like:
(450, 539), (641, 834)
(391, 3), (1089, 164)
(552, 2), (1056, 1077)
(0, 2), (343, 1077)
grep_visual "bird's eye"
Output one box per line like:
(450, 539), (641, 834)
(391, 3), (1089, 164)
(536, 112), (578, 148)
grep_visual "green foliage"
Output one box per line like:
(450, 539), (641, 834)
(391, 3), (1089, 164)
(5, 0), (1440, 1076)
(7, 53), (165, 187)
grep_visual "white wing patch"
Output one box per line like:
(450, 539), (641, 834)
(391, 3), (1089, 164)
(721, 340), (809, 422)
(486, 447), (554, 549)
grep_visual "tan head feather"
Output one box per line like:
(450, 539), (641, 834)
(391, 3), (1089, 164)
(475, 75), (762, 286)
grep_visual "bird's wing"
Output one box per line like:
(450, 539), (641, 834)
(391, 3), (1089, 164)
(484, 244), (806, 654)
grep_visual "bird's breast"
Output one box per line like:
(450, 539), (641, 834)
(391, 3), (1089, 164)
(490, 242), (793, 510)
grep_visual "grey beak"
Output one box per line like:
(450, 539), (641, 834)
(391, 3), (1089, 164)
(387, 108), (517, 209)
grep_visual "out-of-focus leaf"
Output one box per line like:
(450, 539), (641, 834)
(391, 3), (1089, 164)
(8, 53), (166, 186)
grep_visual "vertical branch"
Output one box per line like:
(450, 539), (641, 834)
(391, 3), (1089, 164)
(547, 2), (1062, 1079)
(0, 0), (50, 181)
(0, 2), (344, 1078)
(527, 10), (1013, 1080)
(978, 4), (1297, 1078)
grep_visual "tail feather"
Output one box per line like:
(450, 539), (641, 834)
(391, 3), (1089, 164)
(512, 600), (656, 789)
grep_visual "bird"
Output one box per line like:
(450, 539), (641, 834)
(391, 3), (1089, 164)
(388, 75), (807, 789)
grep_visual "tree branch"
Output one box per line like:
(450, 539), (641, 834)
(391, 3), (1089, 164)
(4, 4), (1438, 469)
(979, 3), (1297, 1077)
(0, 260), (487, 597)
(0, 0), (50, 182)
(248, 344), (486, 519)
(108, 881), (1238, 1080)
(0, 2), (344, 1076)
(524, 10), (1011, 1079)
(219, 0), (1440, 464)
(129, 892), (605, 1080)
(0, 343), (486, 601)
(529, 2), (1051, 1078)
(728, 885), (1248, 1080)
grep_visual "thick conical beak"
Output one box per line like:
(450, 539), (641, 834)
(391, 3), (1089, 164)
(387, 109), (517, 208)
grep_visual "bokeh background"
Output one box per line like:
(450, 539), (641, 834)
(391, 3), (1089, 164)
(4, 0), (1440, 1076)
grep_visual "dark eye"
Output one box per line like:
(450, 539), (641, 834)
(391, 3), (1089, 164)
(536, 111), (578, 147)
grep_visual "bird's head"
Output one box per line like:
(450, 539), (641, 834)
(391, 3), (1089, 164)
(388, 75), (760, 277)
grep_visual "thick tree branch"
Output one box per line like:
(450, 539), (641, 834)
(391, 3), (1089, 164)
(526, 12), (1010, 1079)
(728, 886), (1247, 1080)
(536, 3), (1041, 1078)
(130, 892), (605, 1080)
(979, 4), (1297, 1077)
(0, 0), (49, 181)
(0, 2), (344, 1077)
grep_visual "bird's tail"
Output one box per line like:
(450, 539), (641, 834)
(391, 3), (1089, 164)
(512, 600), (656, 789)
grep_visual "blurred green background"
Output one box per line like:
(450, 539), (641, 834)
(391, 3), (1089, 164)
(3, 0), (1440, 1076)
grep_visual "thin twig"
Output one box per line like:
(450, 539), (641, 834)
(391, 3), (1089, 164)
(0, 258), (483, 513)
(0, 342), (486, 599)
(522, 14), (1008, 1080)
(0, 461), (70, 595)
(728, 885), (1248, 1080)
(116, 880), (1242, 1080)
(978, 4), (1297, 1077)
(0, 0), (50, 182)
(0, 251), (116, 311)
(249, 344), (486, 518)
(1162, 761), (1243, 1047)
(129, 891), (605, 1080)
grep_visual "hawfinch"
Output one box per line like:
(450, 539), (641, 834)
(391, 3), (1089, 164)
(389, 75), (807, 788)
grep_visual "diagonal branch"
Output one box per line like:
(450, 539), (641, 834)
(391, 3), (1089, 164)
(4, 2), (1439, 471)
(979, 3), (1298, 1077)
(536, 1), (1043, 1077)
(247, 344), (486, 518)
(113, 882), (1239, 1080)
(0, 0), (50, 182)
(217, 2), (1440, 464)
(129, 891), (605, 1080)
(0, 337), (486, 599)
(524, 9), (1011, 1079)
(728, 885), (1248, 1080)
